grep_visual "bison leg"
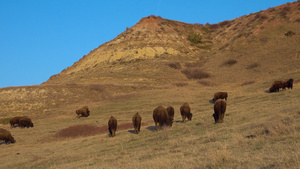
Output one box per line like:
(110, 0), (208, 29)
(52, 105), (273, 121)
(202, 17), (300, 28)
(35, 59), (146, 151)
(182, 115), (186, 122)
(138, 124), (141, 133)
(108, 127), (113, 137)
(154, 122), (159, 131)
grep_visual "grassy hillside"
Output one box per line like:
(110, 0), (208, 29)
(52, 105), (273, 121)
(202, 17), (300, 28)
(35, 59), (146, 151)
(0, 81), (299, 168)
(0, 1), (300, 168)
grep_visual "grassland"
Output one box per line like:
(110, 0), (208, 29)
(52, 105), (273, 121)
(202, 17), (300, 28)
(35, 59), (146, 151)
(0, 79), (299, 168)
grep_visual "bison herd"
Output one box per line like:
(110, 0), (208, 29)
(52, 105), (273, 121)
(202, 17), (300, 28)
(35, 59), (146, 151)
(1, 78), (294, 143)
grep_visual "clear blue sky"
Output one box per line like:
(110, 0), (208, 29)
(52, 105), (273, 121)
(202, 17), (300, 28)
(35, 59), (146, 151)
(0, 0), (296, 88)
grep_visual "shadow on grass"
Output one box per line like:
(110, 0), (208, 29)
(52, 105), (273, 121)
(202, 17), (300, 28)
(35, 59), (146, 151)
(175, 120), (183, 123)
(264, 90), (271, 93)
(128, 129), (135, 134)
(195, 122), (202, 126)
(146, 126), (157, 131)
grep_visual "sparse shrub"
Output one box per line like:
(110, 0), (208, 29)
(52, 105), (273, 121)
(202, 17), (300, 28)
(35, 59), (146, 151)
(219, 20), (231, 27)
(241, 81), (256, 86)
(198, 80), (212, 86)
(181, 68), (210, 79)
(188, 32), (202, 44)
(285, 31), (296, 36)
(208, 24), (219, 29)
(90, 84), (105, 92)
(246, 63), (260, 69)
(167, 62), (181, 69)
(255, 13), (268, 20)
(279, 6), (291, 18)
(0, 118), (11, 125)
(221, 59), (237, 66)
(173, 83), (188, 87)
(185, 62), (204, 68)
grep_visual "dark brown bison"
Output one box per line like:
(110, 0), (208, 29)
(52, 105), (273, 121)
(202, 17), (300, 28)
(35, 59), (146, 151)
(167, 106), (175, 126)
(18, 117), (34, 128)
(10, 116), (24, 128)
(0, 128), (15, 144)
(213, 92), (228, 102)
(285, 79), (293, 89)
(76, 106), (90, 117)
(213, 99), (227, 123)
(269, 81), (283, 92)
(180, 103), (192, 122)
(153, 106), (172, 130)
(132, 112), (142, 134)
(108, 116), (117, 137)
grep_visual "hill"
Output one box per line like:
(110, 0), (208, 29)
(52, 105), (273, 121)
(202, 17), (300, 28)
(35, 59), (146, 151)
(0, 1), (300, 168)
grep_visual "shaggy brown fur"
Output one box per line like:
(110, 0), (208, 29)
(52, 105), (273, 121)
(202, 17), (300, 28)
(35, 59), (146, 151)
(76, 106), (90, 117)
(180, 103), (192, 122)
(213, 99), (227, 123)
(285, 78), (294, 89)
(269, 81), (283, 92)
(213, 92), (228, 102)
(132, 112), (142, 134)
(108, 116), (117, 137)
(0, 128), (15, 144)
(167, 106), (175, 126)
(153, 106), (171, 130)
(18, 117), (34, 128)
(9, 116), (24, 128)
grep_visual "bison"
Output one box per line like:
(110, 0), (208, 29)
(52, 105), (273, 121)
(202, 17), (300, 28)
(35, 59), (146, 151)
(132, 112), (142, 134)
(153, 106), (172, 130)
(167, 106), (175, 126)
(180, 103), (192, 122)
(269, 81), (283, 92)
(18, 117), (34, 128)
(213, 99), (227, 123)
(0, 128), (15, 144)
(108, 116), (117, 137)
(10, 116), (24, 128)
(76, 106), (90, 117)
(286, 78), (294, 89)
(212, 92), (228, 102)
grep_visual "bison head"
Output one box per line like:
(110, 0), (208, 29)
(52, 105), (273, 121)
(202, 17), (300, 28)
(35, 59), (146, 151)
(187, 112), (193, 121)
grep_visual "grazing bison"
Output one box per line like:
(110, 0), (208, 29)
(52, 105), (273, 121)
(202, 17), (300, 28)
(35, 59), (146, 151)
(213, 92), (228, 102)
(76, 106), (90, 117)
(286, 79), (294, 89)
(180, 103), (192, 122)
(18, 117), (34, 128)
(153, 106), (172, 130)
(213, 99), (227, 123)
(10, 116), (24, 128)
(269, 81), (283, 92)
(167, 106), (175, 126)
(0, 128), (15, 144)
(132, 112), (142, 134)
(108, 116), (117, 137)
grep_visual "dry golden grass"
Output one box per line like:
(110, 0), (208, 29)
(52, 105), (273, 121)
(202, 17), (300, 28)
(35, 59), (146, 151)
(0, 80), (299, 168)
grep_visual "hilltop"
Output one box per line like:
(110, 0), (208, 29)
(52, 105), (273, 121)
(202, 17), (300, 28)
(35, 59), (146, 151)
(0, 1), (300, 168)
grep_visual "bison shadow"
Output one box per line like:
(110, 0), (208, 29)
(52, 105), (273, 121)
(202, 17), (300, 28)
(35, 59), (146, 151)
(128, 129), (135, 134)
(195, 122), (202, 126)
(0, 140), (16, 145)
(175, 120), (184, 123)
(264, 90), (271, 93)
(146, 126), (157, 131)
(209, 99), (214, 104)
